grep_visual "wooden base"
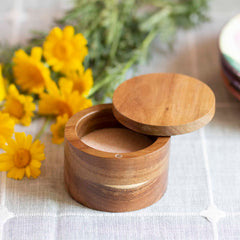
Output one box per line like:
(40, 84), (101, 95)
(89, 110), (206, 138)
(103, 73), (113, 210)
(64, 160), (168, 212)
(64, 104), (170, 212)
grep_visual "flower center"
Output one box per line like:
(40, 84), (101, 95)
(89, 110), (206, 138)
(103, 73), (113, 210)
(73, 80), (85, 94)
(53, 41), (73, 60)
(14, 148), (31, 168)
(27, 64), (45, 86)
(58, 101), (73, 117)
(58, 124), (65, 139)
(7, 98), (24, 119)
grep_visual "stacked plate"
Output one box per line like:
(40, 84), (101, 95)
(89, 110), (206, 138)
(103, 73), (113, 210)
(219, 14), (240, 100)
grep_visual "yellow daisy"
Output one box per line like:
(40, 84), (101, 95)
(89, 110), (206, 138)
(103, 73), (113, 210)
(0, 65), (6, 101)
(0, 112), (15, 147)
(50, 114), (69, 144)
(61, 64), (93, 96)
(0, 132), (45, 180)
(38, 79), (92, 117)
(43, 26), (88, 73)
(13, 47), (51, 93)
(3, 84), (36, 126)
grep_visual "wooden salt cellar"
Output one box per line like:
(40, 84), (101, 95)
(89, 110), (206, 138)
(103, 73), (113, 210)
(64, 73), (215, 212)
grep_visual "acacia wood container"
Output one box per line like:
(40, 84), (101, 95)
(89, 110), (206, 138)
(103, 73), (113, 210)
(65, 104), (170, 212)
(64, 73), (215, 212)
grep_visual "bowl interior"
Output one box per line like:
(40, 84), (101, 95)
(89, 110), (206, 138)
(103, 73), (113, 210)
(75, 107), (157, 152)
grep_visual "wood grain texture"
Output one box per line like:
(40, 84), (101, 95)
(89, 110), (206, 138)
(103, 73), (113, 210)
(113, 73), (216, 136)
(64, 104), (170, 212)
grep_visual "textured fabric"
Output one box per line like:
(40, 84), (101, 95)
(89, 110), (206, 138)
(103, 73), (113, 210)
(1, 0), (240, 239)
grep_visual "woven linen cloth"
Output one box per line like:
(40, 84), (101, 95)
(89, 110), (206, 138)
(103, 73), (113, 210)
(1, 0), (240, 239)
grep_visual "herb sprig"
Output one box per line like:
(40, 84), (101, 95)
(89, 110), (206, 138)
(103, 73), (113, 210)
(0, 0), (209, 103)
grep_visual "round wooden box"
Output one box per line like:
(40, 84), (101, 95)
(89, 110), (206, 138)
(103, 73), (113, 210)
(64, 73), (215, 212)
(64, 104), (170, 212)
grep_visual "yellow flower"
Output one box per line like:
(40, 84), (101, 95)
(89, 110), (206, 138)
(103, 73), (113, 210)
(3, 84), (36, 126)
(0, 112), (15, 147)
(43, 26), (88, 73)
(0, 132), (45, 180)
(39, 79), (92, 117)
(61, 64), (93, 96)
(51, 114), (69, 144)
(13, 47), (51, 93)
(0, 65), (6, 101)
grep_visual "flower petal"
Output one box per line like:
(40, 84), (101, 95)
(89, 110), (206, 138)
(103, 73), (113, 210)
(25, 166), (31, 178)
(63, 26), (74, 39)
(31, 47), (43, 61)
(15, 132), (26, 148)
(25, 134), (33, 150)
(4, 138), (18, 153)
(0, 161), (14, 171)
(0, 153), (12, 162)
(30, 160), (42, 168)
(31, 153), (45, 161)
(13, 49), (28, 62)
(59, 78), (73, 95)
(30, 166), (41, 178)
(49, 27), (62, 40)
(7, 167), (25, 180)
(30, 139), (45, 154)
(45, 80), (60, 97)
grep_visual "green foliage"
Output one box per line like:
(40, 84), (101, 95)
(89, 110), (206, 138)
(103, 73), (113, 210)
(0, 0), (209, 103)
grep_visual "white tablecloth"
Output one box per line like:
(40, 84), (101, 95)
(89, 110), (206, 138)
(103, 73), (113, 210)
(1, 0), (240, 239)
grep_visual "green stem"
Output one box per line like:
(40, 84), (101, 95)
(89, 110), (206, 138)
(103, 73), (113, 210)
(87, 75), (111, 97)
(34, 116), (52, 141)
(87, 28), (158, 98)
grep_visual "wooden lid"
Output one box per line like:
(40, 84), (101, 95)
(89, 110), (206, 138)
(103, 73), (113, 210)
(112, 73), (215, 136)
